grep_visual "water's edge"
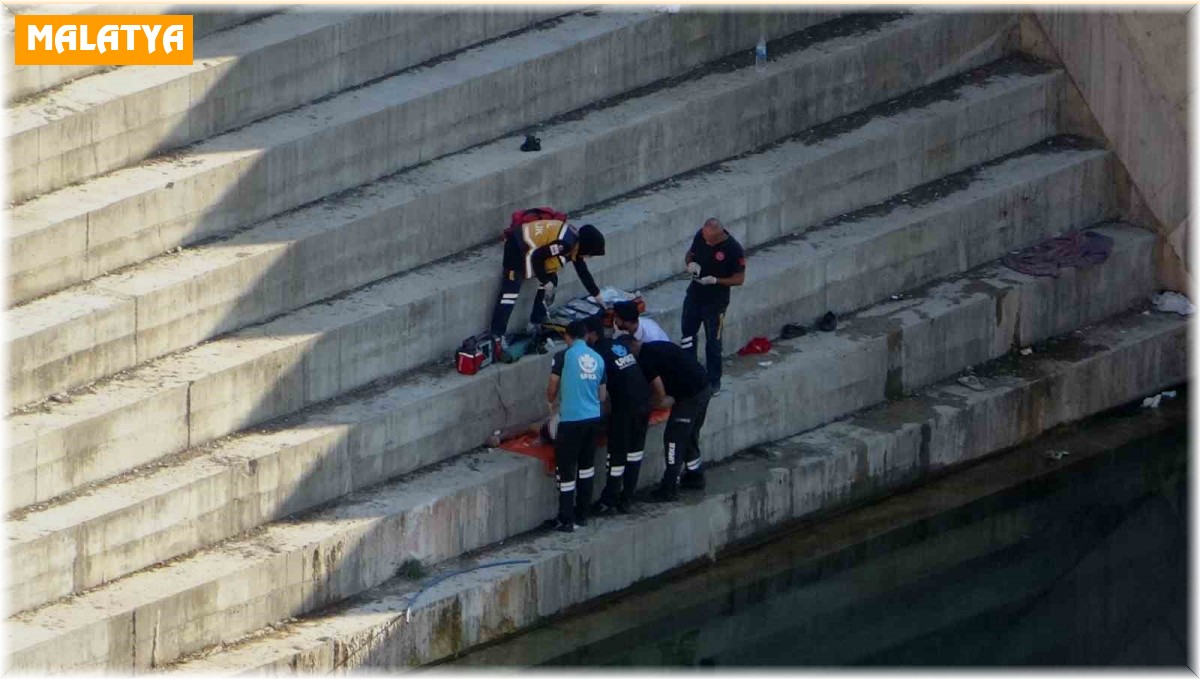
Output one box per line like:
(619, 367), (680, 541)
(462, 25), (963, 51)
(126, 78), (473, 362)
(441, 392), (1188, 668)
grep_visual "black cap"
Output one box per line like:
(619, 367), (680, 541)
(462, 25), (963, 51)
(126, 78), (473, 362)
(585, 314), (604, 336)
(566, 319), (589, 339)
(577, 224), (605, 257)
(613, 300), (639, 322)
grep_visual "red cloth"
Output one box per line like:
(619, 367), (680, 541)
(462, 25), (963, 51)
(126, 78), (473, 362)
(499, 408), (671, 475)
(737, 336), (772, 356)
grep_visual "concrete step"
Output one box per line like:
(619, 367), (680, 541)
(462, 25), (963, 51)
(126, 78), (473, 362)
(5, 141), (1112, 611)
(5, 67), (1066, 512)
(6, 25), (1035, 410)
(7, 8), (847, 305)
(5, 230), (1164, 672)
(3, 4), (276, 104)
(449, 398), (1185, 668)
(162, 307), (1186, 672)
(7, 8), (568, 203)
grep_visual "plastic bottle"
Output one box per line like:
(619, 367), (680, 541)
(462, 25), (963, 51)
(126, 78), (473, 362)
(755, 36), (767, 72)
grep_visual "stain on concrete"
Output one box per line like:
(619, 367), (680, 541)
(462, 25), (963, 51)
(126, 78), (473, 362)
(419, 598), (464, 663)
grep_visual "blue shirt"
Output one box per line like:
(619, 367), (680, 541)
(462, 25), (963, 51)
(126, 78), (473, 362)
(551, 339), (606, 422)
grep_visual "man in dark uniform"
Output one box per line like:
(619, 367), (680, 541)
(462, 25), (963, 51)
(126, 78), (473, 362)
(490, 207), (606, 349)
(682, 217), (746, 395)
(627, 338), (711, 502)
(583, 318), (651, 515)
(544, 319), (607, 532)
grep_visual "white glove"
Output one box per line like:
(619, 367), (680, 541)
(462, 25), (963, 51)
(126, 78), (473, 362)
(698, 275), (718, 286)
(591, 295), (608, 309)
(540, 281), (556, 305)
(686, 262), (701, 277)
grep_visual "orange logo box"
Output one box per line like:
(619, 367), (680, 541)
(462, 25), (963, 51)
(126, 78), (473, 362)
(14, 15), (193, 66)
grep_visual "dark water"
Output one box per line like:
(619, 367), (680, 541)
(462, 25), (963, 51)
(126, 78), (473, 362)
(449, 402), (1189, 668)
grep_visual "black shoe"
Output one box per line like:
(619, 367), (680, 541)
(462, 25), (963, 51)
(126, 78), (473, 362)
(616, 498), (632, 514)
(576, 515), (589, 528)
(817, 311), (837, 332)
(781, 323), (807, 340)
(592, 500), (618, 516)
(543, 518), (575, 532)
(520, 134), (542, 152)
(680, 471), (706, 491)
(650, 483), (679, 502)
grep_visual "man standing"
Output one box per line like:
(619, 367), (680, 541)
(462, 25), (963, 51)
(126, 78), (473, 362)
(682, 217), (746, 395)
(627, 338), (711, 502)
(612, 301), (671, 344)
(490, 207), (607, 350)
(544, 319), (607, 532)
(584, 318), (652, 515)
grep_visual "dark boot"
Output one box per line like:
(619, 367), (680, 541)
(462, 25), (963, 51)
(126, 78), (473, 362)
(650, 482), (679, 503)
(680, 471), (706, 491)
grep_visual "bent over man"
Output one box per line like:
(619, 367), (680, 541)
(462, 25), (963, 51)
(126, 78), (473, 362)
(490, 207), (606, 347)
(628, 338), (711, 502)
(585, 319), (651, 515)
(544, 319), (607, 532)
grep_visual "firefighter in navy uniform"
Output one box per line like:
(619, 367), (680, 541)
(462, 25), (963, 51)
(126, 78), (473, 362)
(682, 217), (746, 395)
(583, 318), (652, 515)
(490, 207), (606, 349)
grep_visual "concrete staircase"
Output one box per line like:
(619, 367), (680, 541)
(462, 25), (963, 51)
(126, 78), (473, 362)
(5, 9), (1184, 673)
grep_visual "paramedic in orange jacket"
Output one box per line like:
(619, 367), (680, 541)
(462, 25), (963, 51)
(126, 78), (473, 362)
(490, 207), (606, 342)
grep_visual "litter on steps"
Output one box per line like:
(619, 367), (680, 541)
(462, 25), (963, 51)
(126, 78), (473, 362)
(1152, 291), (1194, 316)
(1141, 390), (1178, 409)
(1001, 230), (1114, 277)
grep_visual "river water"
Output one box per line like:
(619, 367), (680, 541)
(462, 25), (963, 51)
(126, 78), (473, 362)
(445, 393), (1188, 668)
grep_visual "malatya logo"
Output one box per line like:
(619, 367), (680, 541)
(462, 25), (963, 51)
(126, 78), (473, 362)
(14, 15), (193, 66)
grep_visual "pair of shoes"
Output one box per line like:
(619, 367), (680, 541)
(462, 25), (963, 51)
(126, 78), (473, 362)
(680, 472), (706, 491)
(650, 483), (679, 503)
(542, 518), (576, 533)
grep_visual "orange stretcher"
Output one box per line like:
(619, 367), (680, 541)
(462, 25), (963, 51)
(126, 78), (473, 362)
(498, 408), (672, 475)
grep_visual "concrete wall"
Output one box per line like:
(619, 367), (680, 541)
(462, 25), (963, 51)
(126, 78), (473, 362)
(1021, 10), (1190, 293)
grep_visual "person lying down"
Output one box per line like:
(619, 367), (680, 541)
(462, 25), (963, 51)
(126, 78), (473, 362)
(485, 414), (561, 448)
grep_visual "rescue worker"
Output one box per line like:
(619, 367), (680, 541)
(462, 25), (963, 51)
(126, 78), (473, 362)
(612, 300), (671, 344)
(584, 318), (651, 515)
(627, 338), (711, 502)
(682, 217), (746, 396)
(544, 319), (607, 532)
(490, 207), (606, 350)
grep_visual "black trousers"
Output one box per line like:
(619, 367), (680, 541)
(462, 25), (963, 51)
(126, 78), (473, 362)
(681, 293), (727, 389)
(599, 405), (650, 506)
(661, 386), (712, 487)
(490, 237), (556, 337)
(554, 418), (601, 525)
